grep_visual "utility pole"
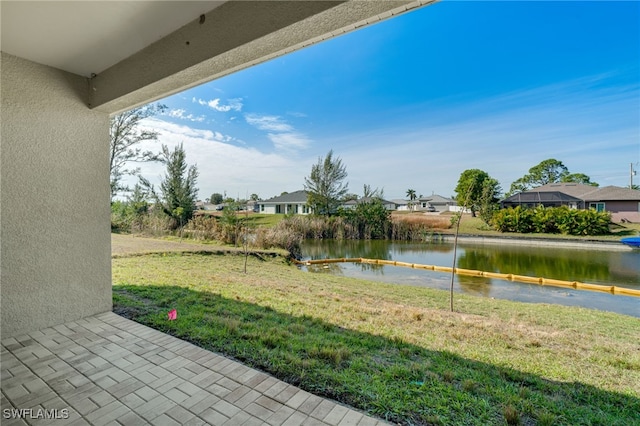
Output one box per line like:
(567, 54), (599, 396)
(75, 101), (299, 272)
(632, 163), (637, 189)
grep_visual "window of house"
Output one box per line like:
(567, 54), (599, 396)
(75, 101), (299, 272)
(589, 202), (605, 212)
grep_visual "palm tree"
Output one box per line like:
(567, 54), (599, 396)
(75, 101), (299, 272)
(406, 189), (417, 211)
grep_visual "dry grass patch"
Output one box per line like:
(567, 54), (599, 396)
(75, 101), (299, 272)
(392, 212), (452, 230)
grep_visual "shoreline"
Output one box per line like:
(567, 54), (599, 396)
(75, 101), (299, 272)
(439, 234), (633, 251)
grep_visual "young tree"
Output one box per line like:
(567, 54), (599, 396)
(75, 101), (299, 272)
(304, 150), (349, 215)
(454, 169), (501, 218)
(363, 184), (383, 199)
(140, 143), (198, 228)
(477, 178), (501, 224)
(126, 184), (150, 232)
(341, 197), (390, 239)
(109, 103), (167, 199)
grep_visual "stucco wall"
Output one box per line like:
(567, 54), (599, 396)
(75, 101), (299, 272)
(1, 53), (112, 338)
(597, 200), (640, 213)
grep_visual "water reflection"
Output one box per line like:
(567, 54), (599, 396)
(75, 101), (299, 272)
(300, 240), (640, 317)
(303, 240), (389, 274)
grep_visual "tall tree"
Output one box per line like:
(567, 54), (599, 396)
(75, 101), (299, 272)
(109, 103), (167, 199)
(561, 173), (598, 186)
(406, 189), (417, 210)
(454, 169), (501, 218)
(508, 158), (597, 195)
(140, 143), (198, 228)
(210, 193), (224, 204)
(304, 150), (349, 215)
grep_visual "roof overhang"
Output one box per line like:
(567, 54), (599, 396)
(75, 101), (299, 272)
(1, 0), (438, 114)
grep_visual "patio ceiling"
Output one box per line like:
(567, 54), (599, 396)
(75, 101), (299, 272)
(1, 0), (437, 113)
(1, 1), (227, 77)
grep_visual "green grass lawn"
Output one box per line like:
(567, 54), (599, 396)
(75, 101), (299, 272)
(197, 211), (285, 228)
(244, 213), (286, 227)
(113, 251), (640, 426)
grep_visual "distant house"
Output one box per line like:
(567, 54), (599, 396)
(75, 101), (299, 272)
(341, 197), (397, 211)
(259, 190), (312, 215)
(501, 191), (583, 210)
(501, 183), (640, 222)
(416, 194), (457, 212)
(203, 203), (218, 211)
(392, 199), (410, 211)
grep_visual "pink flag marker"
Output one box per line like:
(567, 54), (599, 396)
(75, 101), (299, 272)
(168, 309), (177, 320)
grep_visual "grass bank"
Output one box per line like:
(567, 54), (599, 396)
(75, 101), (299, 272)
(113, 251), (640, 425)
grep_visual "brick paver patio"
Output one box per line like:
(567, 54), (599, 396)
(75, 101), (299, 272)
(1, 312), (390, 426)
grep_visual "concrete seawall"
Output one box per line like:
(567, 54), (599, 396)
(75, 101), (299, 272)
(441, 234), (632, 251)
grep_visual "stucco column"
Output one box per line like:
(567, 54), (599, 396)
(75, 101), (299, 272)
(1, 53), (112, 338)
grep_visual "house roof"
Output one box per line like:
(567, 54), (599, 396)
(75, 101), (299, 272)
(583, 186), (640, 202)
(417, 194), (455, 204)
(343, 197), (395, 206)
(512, 184), (640, 202)
(533, 183), (600, 198)
(502, 191), (582, 204)
(261, 190), (308, 204)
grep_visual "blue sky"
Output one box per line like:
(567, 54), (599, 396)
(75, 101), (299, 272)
(133, 0), (640, 201)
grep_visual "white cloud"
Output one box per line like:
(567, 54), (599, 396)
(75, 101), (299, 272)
(193, 97), (243, 112)
(167, 108), (205, 122)
(141, 118), (237, 143)
(245, 114), (311, 151)
(268, 133), (310, 151)
(123, 118), (311, 200)
(245, 114), (293, 132)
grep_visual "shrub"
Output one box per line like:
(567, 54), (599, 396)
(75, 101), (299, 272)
(254, 224), (303, 259)
(337, 199), (391, 239)
(111, 199), (151, 233)
(491, 206), (534, 233)
(491, 206), (611, 236)
(531, 205), (557, 233)
(184, 215), (221, 240)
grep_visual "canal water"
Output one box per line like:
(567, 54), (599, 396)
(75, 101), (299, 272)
(300, 240), (640, 317)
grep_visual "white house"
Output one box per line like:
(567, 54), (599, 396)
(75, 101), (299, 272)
(259, 190), (312, 215)
(417, 194), (457, 212)
(342, 197), (397, 211)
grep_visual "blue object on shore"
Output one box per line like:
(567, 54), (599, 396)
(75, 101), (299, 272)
(620, 237), (640, 248)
